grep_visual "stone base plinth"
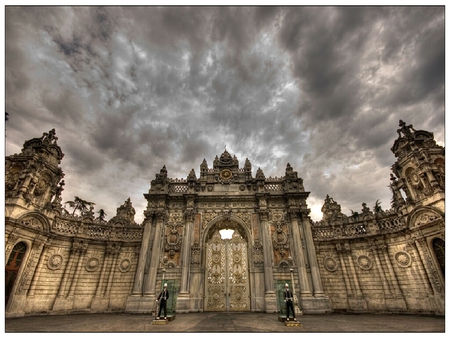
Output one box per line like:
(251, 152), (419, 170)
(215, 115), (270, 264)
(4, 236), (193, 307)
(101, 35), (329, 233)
(265, 291), (278, 313)
(286, 321), (302, 327)
(152, 319), (168, 325)
(176, 292), (190, 313)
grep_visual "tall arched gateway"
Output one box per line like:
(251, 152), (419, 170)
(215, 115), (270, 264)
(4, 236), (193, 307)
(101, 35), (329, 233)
(204, 219), (250, 312)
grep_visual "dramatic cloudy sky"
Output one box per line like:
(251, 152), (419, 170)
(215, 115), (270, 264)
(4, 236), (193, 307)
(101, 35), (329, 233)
(3, 6), (445, 224)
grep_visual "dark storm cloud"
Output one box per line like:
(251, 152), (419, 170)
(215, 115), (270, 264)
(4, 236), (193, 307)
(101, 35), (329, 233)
(4, 6), (444, 223)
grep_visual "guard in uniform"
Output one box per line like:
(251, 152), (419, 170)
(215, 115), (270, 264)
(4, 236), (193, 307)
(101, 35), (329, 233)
(284, 283), (296, 322)
(156, 283), (169, 320)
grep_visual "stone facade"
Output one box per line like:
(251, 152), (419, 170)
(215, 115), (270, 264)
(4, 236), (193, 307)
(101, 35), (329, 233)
(4, 120), (444, 318)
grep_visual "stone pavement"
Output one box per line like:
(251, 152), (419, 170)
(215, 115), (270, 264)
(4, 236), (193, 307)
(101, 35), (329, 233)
(4, 312), (445, 333)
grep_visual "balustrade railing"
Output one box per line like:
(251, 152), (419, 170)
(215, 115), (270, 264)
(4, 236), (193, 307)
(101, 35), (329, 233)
(52, 217), (143, 241)
(312, 216), (405, 240)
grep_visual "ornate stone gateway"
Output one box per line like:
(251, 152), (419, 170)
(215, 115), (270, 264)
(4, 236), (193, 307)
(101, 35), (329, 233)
(205, 229), (250, 312)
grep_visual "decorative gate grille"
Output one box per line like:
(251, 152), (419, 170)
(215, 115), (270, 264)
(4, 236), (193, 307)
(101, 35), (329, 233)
(205, 230), (250, 311)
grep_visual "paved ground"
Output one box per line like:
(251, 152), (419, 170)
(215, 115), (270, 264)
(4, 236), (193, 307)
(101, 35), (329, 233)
(4, 312), (445, 333)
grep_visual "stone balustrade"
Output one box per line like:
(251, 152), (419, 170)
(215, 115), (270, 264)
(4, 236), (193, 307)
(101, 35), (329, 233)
(312, 215), (406, 241)
(52, 217), (143, 241)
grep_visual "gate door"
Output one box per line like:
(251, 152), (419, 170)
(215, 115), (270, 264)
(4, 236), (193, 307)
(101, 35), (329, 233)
(205, 229), (250, 311)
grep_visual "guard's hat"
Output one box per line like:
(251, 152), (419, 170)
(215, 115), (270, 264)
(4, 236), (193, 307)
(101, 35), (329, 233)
(164, 283), (167, 287)
(285, 283), (289, 287)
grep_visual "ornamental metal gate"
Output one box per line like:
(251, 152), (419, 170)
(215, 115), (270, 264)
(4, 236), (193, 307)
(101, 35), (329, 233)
(205, 230), (250, 312)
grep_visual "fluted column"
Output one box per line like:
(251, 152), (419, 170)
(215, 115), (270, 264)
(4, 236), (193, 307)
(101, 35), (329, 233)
(337, 241), (367, 311)
(259, 209), (274, 292)
(95, 249), (110, 297)
(289, 211), (311, 296)
(27, 238), (50, 297)
(131, 213), (153, 295)
(256, 194), (277, 313)
(67, 241), (88, 297)
(336, 245), (353, 296)
(144, 210), (166, 295)
(180, 209), (194, 292)
(379, 244), (403, 296)
(105, 244), (121, 298)
(369, 241), (391, 295)
(347, 252), (363, 297)
(57, 243), (77, 297)
(300, 211), (325, 296)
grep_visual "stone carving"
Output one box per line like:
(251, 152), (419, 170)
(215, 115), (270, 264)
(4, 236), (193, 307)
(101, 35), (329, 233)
(252, 240), (264, 266)
(413, 212), (440, 227)
(85, 257), (100, 272)
(118, 258), (132, 273)
(323, 256), (338, 272)
(395, 251), (412, 268)
(47, 253), (64, 270)
(108, 198), (137, 226)
(321, 195), (347, 223)
(272, 222), (290, 258)
(164, 223), (182, 258)
(190, 244), (201, 266)
(20, 216), (45, 230)
(356, 254), (373, 270)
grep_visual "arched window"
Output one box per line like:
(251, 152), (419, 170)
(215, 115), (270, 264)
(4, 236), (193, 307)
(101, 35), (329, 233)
(432, 238), (445, 276)
(6, 242), (27, 307)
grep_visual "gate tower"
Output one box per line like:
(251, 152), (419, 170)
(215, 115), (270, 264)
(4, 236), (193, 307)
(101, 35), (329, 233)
(125, 150), (331, 314)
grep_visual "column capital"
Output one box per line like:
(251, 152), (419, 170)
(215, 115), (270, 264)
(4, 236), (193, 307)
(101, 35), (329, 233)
(256, 209), (270, 221)
(184, 208), (196, 222)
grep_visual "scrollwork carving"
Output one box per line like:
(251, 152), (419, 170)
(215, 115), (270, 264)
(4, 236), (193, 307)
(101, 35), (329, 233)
(272, 222), (290, 258)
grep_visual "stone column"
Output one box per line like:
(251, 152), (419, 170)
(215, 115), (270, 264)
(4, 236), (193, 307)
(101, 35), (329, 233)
(67, 241), (88, 297)
(257, 194), (277, 313)
(180, 209), (194, 292)
(27, 239), (50, 297)
(299, 211), (325, 297)
(56, 244), (76, 297)
(379, 245), (403, 296)
(95, 249), (110, 298)
(369, 244), (391, 296)
(144, 210), (166, 295)
(337, 241), (367, 311)
(336, 247), (353, 296)
(289, 211), (311, 296)
(379, 243), (407, 310)
(176, 207), (195, 313)
(131, 213), (153, 295)
(53, 240), (88, 311)
(347, 251), (363, 297)
(105, 244), (121, 298)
